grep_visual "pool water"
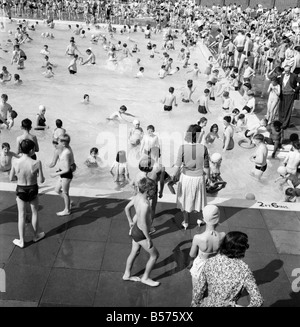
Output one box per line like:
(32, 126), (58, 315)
(0, 19), (284, 201)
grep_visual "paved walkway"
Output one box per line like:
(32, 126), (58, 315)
(0, 191), (299, 307)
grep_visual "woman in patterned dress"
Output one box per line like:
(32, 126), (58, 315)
(191, 231), (263, 307)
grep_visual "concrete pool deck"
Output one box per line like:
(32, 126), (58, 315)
(0, 190), (300, 307)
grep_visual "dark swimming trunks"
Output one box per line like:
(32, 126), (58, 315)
(237, 46), (244, 53)
(131, 223), (147, 242)
(69, 69), (77, 74)
(228, 51), (233, 57)
(57, 169), (73, 179)
(243, 105), (251, 113)
(198, 105), (207, 114)
(16, 184), (38, 202)
(164, 105), (172, 111)
(255, 164), (267, 172)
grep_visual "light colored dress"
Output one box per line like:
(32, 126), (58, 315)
(175, 143), (209, 213)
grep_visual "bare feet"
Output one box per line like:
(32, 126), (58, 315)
(122, 275), (141, 282)
(141, 278), (160, 287)
(33, 232), (45, 243)
(56, 210), (71, 217)
(13, 239), (24, 248)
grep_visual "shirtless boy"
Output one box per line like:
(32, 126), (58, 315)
(11, 44), (27, 69)
(0, 94), (13, 127)
(283, 142), (300, 175)
(50, 134), (75, 216)
(123, 177), (160, 287)
(65, 40), (82, 57)
(161, 87), (178, 111)
(17, 118), (39, 160)
(250, 134), (268, 180)
(106, 105), (135, 122)
(0, 142), (19, 172)
(80, 49), (96, 65)
(9, 139), (45, 248)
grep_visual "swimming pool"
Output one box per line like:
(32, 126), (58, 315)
(0, 19), (285, 202)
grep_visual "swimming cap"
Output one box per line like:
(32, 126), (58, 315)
(210, 153), (222, 162)
(277, 166), (287, 175)
(39, 105), (46, 111)
(203, 205), (219, 225)
(133, 119), (140, 125)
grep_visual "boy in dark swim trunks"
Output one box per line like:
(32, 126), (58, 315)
(9, 139), (45, 248)
(123, 177), (160, 287)
(17, 118), (39, 160)
(161, 86), (177, 111)
(50, 134), (76, 216)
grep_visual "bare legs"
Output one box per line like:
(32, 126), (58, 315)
(55, 177), (72, 216)
(123, 239), (160, 287)
(13, 197), (45, 248)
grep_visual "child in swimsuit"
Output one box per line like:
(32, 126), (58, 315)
(0, 142), (19, 172)
(205, 124), (220, 145)
(110, 150), (130, 189)
(206, 153), (227, 193)
(85, 147), (101, 168)
(35, 105), (48, 130)
(123, 177), (160, 287)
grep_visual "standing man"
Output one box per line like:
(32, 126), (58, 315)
(50, 134), (75, 216)
(0, 94), (13, 127)
(10, 139), (45, 248)
(278, 65), (300, 129)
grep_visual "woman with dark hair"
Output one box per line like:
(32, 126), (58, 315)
(191, 231), (263, 307)
(171, 124), (210, 230)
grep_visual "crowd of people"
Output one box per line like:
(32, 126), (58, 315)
(1, 0), (300, 306)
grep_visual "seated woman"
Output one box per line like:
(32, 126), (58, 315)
(34, 105), (48, 130)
